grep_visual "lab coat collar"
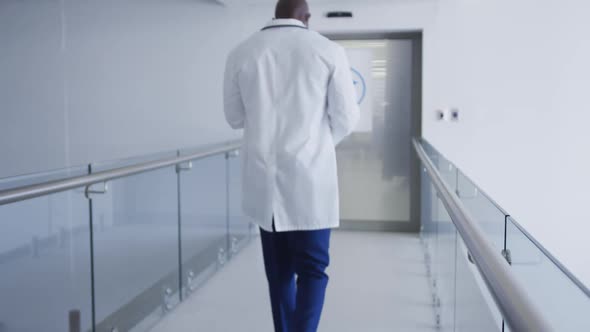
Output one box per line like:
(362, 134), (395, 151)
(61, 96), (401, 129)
(262, 18), (307, 30)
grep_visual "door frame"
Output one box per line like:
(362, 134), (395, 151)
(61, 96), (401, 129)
(323, 31), (423, 233)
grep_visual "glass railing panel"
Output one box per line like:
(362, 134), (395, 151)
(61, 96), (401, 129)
(505, 217), (590, 331)
(420, 162), (456, 331)
(420, 139), (438, 163)
(227, 153), (252, 257)
(0, 181), (91, 331)
(433, 197), (457, 331)
(456, 170), (506, 252)
(179, 154), (228, 298)
(420, 139), (457, 194)
(420, 167), (437, 285)
(91, 150), (177, 171)
(419, 142), (501, 331)
(90, 166), (179, 331)
(454, 231), (502, 331)
(439, 163), (457, 198)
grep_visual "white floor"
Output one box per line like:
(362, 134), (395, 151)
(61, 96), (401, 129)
(150, 231), (436, 332)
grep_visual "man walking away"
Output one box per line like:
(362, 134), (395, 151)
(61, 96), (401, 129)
(223, 0), (360, 331)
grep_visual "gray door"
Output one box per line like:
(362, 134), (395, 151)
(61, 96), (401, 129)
(333, 37), (421, 231)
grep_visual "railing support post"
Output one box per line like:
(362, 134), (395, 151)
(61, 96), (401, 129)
(68, 310), (81, 332)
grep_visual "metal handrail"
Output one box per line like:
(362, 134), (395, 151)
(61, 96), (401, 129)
(0, 141), (241, 206)
(413, 139), (552, 332)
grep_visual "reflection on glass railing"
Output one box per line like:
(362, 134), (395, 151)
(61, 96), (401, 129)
(0, 185), (92, 331)
(180, 154), (228, 299)
(419, 139), (590, 331)
(91, 165), (180, 332)
(454, 234), (501, 332)
(92, 151), (177, 172)
(505, 217), (590, 331)
(0, 143), (249, 332)
(456, 170), (506, 253)
(420, 167), (499, 331)
(227, 151), (253, 255)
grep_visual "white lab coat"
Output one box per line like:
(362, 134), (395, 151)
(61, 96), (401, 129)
(223, 19), (360, 232)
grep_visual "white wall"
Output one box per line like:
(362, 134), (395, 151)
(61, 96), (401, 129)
(0, 0), (434, 179)
(422, 0), (590, 287)
(0, 1), (69, 179)
(0, 0), (259, 179)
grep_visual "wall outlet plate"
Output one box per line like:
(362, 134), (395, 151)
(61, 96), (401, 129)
(450, 108), (460, 121)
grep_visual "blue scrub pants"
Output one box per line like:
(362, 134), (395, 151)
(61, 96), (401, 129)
(260, 224), (331, 332)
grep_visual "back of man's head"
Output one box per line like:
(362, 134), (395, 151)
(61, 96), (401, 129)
(275, 0), (311, 26)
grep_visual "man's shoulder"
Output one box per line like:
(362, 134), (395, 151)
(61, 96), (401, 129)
(305, 30), (340, 49)
(239, 29), (339, 50)
(304, 31), (347, 60)
(227, 29), (344, 64)
(228, 33), (259, 59)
